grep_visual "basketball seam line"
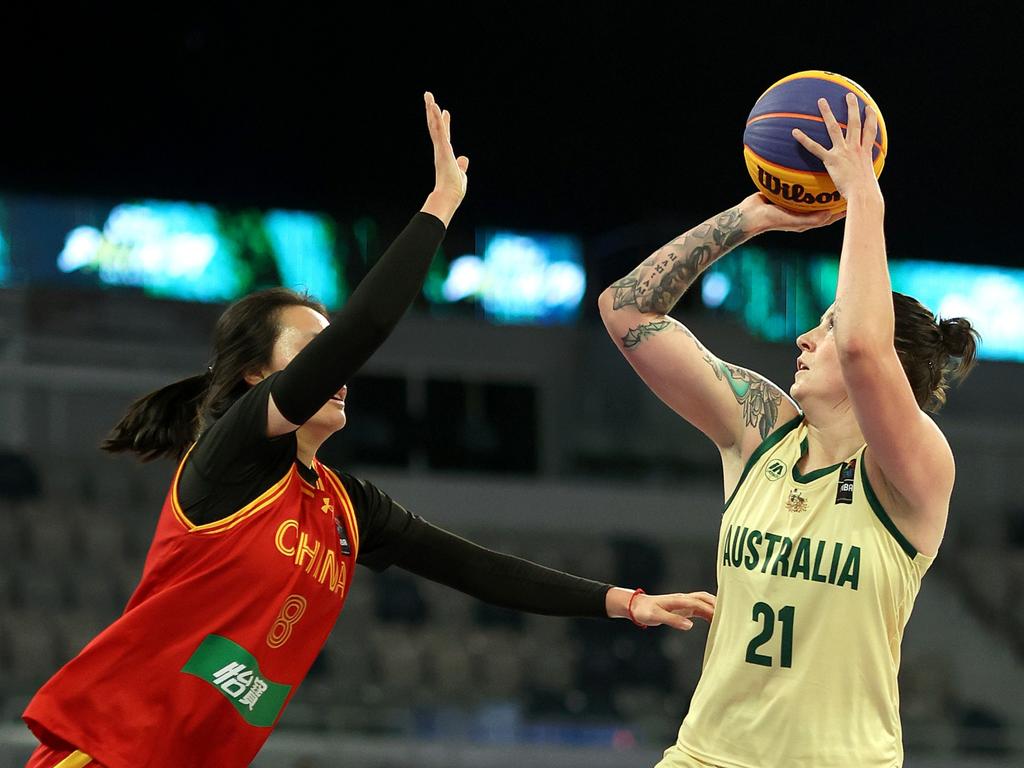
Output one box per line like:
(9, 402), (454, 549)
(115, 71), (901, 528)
(745, 112), (885, 153)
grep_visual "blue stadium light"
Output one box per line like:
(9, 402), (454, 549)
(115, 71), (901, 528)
(263, 209), (340, 308)
(441, 255), (485, 301)
(701, 272), (731, 308)
(0, 223), (9, 285)
(57, 202), (239, 301)
(476, 230), (586, 325)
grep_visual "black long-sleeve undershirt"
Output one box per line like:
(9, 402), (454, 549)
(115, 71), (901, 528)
(179, 375), (612, 617)
(179, 210), (445, 531)
(174, 211), (613, 619)
(395, 520), (611, 617)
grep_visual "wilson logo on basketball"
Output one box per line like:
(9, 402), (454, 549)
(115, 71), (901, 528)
(757, 166), (841, 206)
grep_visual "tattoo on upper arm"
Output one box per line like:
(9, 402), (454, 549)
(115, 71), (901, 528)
(711, 362), (782, 439)
(674, 324), (782, 439)
(621, 320), (673, 348)
(618, 306), (782, 438)
(609, 208), (746, 315)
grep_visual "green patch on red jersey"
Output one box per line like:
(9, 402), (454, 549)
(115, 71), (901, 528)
(182, 634), (291, 727)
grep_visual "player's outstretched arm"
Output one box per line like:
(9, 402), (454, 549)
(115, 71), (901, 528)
(264, 92), (469, 435)
(393, 519), (715, 630)
(598, 195), (840, 453)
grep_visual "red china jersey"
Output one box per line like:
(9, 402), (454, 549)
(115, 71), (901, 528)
(24, 449), (359, 768)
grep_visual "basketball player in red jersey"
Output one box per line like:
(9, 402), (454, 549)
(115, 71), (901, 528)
(22, 93), (716, 768)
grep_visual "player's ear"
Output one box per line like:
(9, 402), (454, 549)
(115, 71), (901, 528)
(242, 369), (267, 387)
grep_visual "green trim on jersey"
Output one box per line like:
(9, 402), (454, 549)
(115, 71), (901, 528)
(859, 452), (918, 559)
(724, 414), (804, 513)
(790, 437), (846, 483)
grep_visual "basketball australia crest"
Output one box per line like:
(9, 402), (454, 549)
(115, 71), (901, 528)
(786, 488), (807, 514)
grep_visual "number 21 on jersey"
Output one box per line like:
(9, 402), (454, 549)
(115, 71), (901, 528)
(745, 602), (795, 668)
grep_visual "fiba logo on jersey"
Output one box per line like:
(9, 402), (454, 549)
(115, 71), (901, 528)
(835, 460), (857, 505)
(764, 459), (787, 481)
(335, 517), (351, 556)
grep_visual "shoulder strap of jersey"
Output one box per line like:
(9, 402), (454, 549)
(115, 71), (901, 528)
(316, 463), (361, 558)
(724, 414), (804, 512)
(170, 443), (296, 535)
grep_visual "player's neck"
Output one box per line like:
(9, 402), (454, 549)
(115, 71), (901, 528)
(801, 407), (863, 470)
(294, 428), (327, 470)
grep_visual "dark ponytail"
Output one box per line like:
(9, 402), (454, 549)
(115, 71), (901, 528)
(938, 317), (979, 386)
(103, 288), (327, 462)
(892, 292), (981, 413)
(101, 371), (212, 462)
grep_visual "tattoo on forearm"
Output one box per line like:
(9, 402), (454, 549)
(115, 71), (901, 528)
(621, 320), (673, 348)
(609, 207), (747, 315)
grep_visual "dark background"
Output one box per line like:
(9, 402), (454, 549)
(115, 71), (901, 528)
(1, 4), (1019, 270)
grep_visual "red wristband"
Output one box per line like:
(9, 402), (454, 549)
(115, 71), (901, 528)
(627, 588), (648, 629)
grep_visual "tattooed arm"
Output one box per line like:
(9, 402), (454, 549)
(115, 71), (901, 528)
(599, 194), (838, 476)
(606, 206), (746, 316)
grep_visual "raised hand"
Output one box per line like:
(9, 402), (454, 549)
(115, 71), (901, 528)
(421, 91), (469, 226)
(791, 92), (882, 202)
(740, 192), (845, 235)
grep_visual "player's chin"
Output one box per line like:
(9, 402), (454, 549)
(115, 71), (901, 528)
(789, 380), (806, 405)
(313, 404), (348, 433)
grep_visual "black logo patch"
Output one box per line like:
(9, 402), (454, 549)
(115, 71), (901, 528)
(335, 516), (352, 556)
(835, 459), (856, 505)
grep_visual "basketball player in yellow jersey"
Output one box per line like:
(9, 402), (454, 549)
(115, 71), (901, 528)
(599, 93), (979, 768)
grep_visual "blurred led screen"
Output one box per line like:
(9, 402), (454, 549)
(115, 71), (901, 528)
(54, 200), (341, 306)
(0, 194), (587, 327)
(429, 230), (585, 325)
(703, 248), (1020, 362)
(0, 194), (368, 309)
(700, 247), (836, 344)
(887, 260), (1023, 362)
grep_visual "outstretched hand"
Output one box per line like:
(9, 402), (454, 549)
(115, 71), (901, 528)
(630, 590), (716, 631)
(422, 92), (469, 224)
(791, 92), (882, 202)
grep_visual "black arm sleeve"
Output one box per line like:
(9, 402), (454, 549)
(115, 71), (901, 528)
(337, 470), (611, 617)
(394, 522), (613, 619)
(339, 470), (425, 572)
(270, 211), (445, 426)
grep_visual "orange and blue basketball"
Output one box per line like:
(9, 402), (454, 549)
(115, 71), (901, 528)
(742, 70), (888, 212)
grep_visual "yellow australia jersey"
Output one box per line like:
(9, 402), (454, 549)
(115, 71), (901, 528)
(672, 416), (934, 768)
